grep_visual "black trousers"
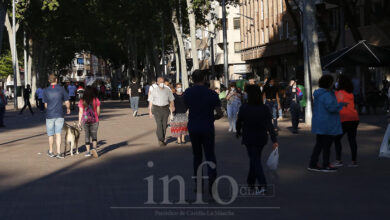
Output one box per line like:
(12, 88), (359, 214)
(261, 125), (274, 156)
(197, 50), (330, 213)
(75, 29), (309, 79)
(310, 134), (335, 168)
(245, 144), (266, 187)
(20, 99), (33, 114)
(335, 121), (359, 162)
(152, 105), (170, 142)
(190, 132), (217, 188)
(70, 96), (76, 110)
(290, 101), (301, 130)
(38, 99), (44, 111)
(0, 106), (5, 126)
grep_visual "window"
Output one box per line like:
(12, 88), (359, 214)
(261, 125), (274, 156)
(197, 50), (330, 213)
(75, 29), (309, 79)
(261, 0), (264, 19)
(233, 17), (240, 29)
(234, 42), (241, 52)
(261, 29), (265, 44)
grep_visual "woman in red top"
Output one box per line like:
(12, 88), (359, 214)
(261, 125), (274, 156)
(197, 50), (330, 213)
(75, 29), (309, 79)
(78, 87), (101, 158)
(333, 75), (360, 168)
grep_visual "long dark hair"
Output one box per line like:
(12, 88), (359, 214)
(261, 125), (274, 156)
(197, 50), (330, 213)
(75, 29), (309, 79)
(338, 75), (354, 93)
(246, 85), (263, 105)
(82, 86), (97, 109)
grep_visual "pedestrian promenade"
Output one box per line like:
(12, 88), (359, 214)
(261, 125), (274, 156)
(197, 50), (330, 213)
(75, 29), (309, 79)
(0, 101), (388, 219)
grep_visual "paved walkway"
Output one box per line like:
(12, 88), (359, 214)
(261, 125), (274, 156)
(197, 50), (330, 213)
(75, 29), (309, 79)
(0, 100), (389, 220)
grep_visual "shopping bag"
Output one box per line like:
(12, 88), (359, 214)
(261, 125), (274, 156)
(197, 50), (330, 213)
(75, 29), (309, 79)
(379, 124), (390, 158)
(267, 148), (279, 171)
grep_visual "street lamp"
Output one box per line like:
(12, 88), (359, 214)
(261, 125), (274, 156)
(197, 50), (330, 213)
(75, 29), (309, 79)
(222, 0), (229, 87)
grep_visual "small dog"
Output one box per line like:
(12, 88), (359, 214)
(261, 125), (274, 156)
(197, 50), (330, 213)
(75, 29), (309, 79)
(63, 122), (81, 157)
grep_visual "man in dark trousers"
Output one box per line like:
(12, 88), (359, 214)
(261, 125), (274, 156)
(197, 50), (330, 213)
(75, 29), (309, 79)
(19, 84), (34, 115)
(286, 79), (303, 134)
(148, 77), (175, 146)
(184, 70), (223, 196)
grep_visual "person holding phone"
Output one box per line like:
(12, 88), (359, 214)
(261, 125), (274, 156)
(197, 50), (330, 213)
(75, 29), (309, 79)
(332, 75), (360, 168)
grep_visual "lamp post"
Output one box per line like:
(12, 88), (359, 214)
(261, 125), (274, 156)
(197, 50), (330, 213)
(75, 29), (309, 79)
(222, 0), (229, 87)
(12, 0), (17, 109)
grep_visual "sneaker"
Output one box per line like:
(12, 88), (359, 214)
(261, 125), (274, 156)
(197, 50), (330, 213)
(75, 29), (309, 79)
(320, 166), (337, 173)
(56, 154), (64, 159)
(307, 166), (322, 172)
(228, 127), (232, 132)
(91, 149), (99, 158)
(47, 150), (55, 158)
(348, 162), (359, 168)
(85, 152), (92, 157)
(133, 111), (137, 117)
(331, 161), (344, 168)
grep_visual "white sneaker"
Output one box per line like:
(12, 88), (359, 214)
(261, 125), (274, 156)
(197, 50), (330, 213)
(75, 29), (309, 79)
(233, 128), (237, 133)
(228, 127), (232, 132)
(331, 161), (344, 168)
(133, 111), (137, 117)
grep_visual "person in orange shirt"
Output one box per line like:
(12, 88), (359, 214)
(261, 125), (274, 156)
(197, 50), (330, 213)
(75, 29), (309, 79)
(333, 75), (360, 168)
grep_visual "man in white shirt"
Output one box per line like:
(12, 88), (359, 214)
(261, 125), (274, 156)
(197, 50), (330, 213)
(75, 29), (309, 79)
(148, 77), (175, 146)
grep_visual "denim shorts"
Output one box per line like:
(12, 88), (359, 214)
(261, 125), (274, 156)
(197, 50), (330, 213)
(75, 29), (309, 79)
(46, 118), (64, 136)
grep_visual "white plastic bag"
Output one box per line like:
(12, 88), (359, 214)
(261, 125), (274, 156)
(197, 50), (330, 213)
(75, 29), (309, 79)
(379, 124), (390, 158)
(267, 148), (279, 171)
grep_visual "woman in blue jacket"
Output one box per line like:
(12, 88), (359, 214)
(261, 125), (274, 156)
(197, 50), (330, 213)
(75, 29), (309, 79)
(308, 75), (345, 172)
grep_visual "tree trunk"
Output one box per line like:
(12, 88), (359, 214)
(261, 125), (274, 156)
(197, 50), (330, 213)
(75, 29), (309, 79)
(5, 12), (23, 108)
(0, 3), (6, 54)
(173, 37), (181, 83)
(303, 0), (323, 125)
(186, 0), (199, 71)
(28, 38), (35, 105)
(172, 9), (189, 89)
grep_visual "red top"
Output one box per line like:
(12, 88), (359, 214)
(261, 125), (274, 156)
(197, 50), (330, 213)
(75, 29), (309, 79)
(335, 90), (359, 122)
(78, 98), (101, 122)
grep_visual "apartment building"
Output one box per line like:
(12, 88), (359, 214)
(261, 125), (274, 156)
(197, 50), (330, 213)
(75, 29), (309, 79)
(240, 0), (390, 82)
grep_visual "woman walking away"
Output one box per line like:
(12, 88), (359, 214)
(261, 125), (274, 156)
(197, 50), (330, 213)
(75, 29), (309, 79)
(308, 75), (345, 173)
(236, 85), (278, 192)
(171, 83), (188, 144)
(226, 83), (242, 132)
(332, 75), (360, 168)
(78, 86), (101, 158)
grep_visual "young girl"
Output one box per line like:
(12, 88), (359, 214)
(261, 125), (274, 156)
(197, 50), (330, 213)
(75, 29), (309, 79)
(78, 87), (101, 158)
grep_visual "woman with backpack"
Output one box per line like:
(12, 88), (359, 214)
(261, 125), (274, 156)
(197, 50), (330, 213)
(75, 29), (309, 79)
(78, 86), (101, 158)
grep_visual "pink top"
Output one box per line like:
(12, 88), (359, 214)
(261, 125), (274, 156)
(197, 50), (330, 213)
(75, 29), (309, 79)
(78, 98), (101, 122)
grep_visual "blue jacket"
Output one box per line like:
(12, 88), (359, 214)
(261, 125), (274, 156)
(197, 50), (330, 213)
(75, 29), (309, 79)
(311, 88), (343, 135)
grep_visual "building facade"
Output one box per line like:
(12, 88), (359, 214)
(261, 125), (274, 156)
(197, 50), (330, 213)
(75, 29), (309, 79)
(240, 0), (390, 83)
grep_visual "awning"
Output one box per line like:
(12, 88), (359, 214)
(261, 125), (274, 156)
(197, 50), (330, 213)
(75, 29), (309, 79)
(321, 40), (390, 69)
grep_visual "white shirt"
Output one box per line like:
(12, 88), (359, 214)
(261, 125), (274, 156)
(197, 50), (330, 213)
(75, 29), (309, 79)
(148, 86), (175, 106)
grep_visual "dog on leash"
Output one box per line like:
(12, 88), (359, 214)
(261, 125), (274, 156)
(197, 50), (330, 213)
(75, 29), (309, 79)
(63, 122), (81, 157)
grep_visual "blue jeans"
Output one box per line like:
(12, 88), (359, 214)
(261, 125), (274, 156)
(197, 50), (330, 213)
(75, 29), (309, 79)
(266, 101), (278, 129)
(130, 96), (140, 112)
(46, 118), (64, 136)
